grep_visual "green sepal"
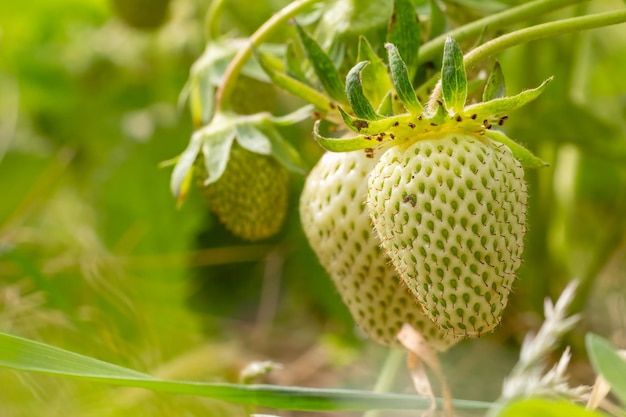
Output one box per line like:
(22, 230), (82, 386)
(338, 106), (414, 135)
(235, 123), (272, 155)
(441, 36), (467, 114)
(256, 51), (335, 114)
(170, 131), (202, 202)
(376, 91), (394, 117)
(189, 63), (215, 126)
(386, 43), (423, 115)
(465, 77), (553, 118)
(387, 0), (421, 77)
(313, 120), (375, 152)
(295, 23), (348, 105)
(430, 100), (449, 125)
(357, 36), (392, 109)
(483, 61), (506, 102)
(285, 40), (308, 84)
(484, 130), (548, 169)
(269, 105), (315, 126)
(200, 126), (237, 185)
(258, 121), (308, 174)
(346, 61), (382, 121)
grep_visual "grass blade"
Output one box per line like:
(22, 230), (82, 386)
(0, 332), (492, 412)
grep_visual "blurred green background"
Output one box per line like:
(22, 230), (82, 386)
(1, 0), (625, 416)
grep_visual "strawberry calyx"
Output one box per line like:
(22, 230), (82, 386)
(170, 108), (310, 205)
(313, 37), (551, 169)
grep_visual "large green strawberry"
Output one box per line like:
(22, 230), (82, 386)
(300, 149), (459, 350)
(313, 39), (550, 338)
(367, 134), (527, 337)
(198, 142), (289, 241)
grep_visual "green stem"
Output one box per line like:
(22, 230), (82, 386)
(216, 0), (322, 112)
(417, 8), (626, 97)
(418, 0), (588, 65)
(363, 349), (406, 417)
(464, 8), (626, 68)
(205, 0), (227, 40)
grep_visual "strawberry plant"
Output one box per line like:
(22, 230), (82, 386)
(1, 0), (626, 417)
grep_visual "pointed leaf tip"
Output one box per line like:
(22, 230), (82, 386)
(483, 61), (506, 102)
(294, 23), (347, 105)
(386, 43), (423, 115)
(441, 36), (467, 114)
(346, 61), (381, 121)
(485, 130), (548, 169)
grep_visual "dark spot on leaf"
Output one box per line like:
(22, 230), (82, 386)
(353, 120), (369, 131)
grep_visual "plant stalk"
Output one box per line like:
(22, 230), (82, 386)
(418, 0), (588, 65)
(215, 0), (322, 112)
(464, 8), (626, 68)
(363, 349), (406, 417)
(417, 8), (626, 96)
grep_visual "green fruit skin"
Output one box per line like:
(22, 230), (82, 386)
(200, 143), (289, 241)
(111, 0), (170, 30)
(300, 150), (460, 350)
(368, 134), (527, 338)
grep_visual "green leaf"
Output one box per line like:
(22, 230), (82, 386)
(483, 61), (506, 102)
(258, 122), (308, 175)
(357, 36), (392, 109)
(170, 132), (202, 200)
(0, 332), (493, 412)
(386, 43), (423, 115)
(295, 23), (348, 105)
(200, 126), (237, 185)
(587, 333), (626, 406)
(496, 398), (606, 417)
(441, 36), (467, 114)
(235, 124), (272, 155)
(428, 0), (446, 40)
(484, 130), (548, 169)
(256, 51), (335, 114)
(346, 61), (381, 121)
(464, 77), (553, 118)
(387, 0), (421, 76)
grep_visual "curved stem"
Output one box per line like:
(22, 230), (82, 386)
(205, 0), (227, 40)
(417, 8), (626, 96)
(216, 0), (322, 112)
(464, 8), (626, 68)
(418, 0), (588, 65)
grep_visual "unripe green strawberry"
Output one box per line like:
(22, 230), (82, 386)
(367, 134), (527, 337)
(199, 143), (289, 241)
(111, 0), (170, 30)
(300, 150), (459, 350)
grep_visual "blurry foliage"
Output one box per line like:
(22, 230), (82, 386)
(0, 0), (625, 416)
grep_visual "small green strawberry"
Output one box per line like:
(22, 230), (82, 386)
(300, 149), (460, 350)
(313, 39), (550, 338)
(198, 142), (289, 241)
(111, 0), (170, 30)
